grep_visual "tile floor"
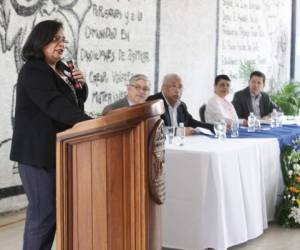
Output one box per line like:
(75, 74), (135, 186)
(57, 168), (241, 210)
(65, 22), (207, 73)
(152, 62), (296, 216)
(0, 210), (299, 250)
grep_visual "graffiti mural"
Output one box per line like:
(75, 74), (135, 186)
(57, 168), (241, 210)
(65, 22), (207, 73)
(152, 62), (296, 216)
(0, 0), (159, 212)
(0, 0), (92, 212)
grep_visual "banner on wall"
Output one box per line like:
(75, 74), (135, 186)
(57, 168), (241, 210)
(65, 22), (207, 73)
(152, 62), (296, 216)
(217, 0), (292, 92)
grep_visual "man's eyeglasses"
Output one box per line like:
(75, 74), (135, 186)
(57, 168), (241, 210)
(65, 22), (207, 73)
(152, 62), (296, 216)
(52, 35), (69, 44)
(129, 84), (150, 92)
(169, 84), (183, 90)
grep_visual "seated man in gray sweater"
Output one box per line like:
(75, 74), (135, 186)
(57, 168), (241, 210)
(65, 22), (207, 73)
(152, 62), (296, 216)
(102, 74), (150, 114)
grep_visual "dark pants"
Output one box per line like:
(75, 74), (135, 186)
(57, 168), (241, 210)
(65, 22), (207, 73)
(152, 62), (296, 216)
(18, 163), (56, 250)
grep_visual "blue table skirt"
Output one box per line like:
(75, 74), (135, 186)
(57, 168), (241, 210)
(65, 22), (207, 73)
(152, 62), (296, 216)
(230, 124), (300, 149)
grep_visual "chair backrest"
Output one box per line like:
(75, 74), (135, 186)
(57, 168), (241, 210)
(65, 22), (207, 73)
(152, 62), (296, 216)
(199, 104), (206, 122)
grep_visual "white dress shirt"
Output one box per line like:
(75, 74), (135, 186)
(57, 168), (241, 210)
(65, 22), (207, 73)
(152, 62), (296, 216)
(127, 97), (135, 106)
(162, 92), (180, 127)
(205, 94), (238, 125)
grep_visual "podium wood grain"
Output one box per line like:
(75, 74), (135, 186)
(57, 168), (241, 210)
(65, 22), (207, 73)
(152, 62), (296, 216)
(56, 100), (165, 250)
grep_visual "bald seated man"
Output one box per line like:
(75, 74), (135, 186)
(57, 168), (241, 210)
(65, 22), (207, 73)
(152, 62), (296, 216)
(147, 73), (214, 134)
(102, 74), (150, 114)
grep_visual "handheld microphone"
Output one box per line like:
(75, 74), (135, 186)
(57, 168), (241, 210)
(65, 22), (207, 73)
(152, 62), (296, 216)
(66, 59), (82, 89)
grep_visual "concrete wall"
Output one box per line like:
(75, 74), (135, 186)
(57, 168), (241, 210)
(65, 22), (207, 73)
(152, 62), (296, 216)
(0, 0), (292, 213)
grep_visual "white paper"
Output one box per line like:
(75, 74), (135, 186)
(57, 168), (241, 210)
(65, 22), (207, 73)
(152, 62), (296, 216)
(194, 127), (214, 136)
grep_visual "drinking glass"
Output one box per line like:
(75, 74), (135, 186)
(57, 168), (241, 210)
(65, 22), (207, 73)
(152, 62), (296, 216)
(231, 120), (239, 137)
(219, 120), (227, 139)
(270, 109), (277, 128)
(214, 122), (220, 138)
(165, 126), (175, 144)
(276, 111), (284, 127)
(176, 126), (185, 146)
(214, 121), (226, 139)
(255, 119), (261, 131)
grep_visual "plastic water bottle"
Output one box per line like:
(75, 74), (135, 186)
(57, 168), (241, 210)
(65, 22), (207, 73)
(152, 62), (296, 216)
(177, 122), (185, 146)
(248, 112), (256, 132)
(270, 109), (277, 128)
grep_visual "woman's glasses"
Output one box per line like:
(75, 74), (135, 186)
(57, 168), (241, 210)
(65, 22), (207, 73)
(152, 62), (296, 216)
(52, 35), (69, 44)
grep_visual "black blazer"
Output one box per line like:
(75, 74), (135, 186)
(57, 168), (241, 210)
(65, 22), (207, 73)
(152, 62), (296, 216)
(102, 97), (129, 114)
(232, 87), (279, 120)
(147, 92), (214, 132)
(10, 60), (91, 169)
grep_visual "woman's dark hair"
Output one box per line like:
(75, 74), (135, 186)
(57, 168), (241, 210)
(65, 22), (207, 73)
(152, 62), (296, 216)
(22, 20), (63, 61)
(214, 74), (231, 86)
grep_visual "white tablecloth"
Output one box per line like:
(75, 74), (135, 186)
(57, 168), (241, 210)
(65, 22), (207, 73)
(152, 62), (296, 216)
(162, 135), (283, 250)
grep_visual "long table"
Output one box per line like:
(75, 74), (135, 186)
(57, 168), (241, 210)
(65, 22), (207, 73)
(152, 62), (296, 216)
(162, 136), (283, 250)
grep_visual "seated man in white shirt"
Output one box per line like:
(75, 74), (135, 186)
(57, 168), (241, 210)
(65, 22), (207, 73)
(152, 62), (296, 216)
(205, 74), (238, 126)
(102, 74), (150, 114)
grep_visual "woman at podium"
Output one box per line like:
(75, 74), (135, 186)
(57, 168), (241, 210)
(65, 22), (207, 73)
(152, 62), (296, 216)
(10, 20), (90, 250)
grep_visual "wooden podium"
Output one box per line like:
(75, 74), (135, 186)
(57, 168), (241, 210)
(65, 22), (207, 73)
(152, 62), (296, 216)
(56, 100), (166, 250)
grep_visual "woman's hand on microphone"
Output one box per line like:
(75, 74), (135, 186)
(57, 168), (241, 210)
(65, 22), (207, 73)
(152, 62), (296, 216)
(72, 68), (86, 85)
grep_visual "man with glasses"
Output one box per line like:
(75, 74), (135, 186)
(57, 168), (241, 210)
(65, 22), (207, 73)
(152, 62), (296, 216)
(147, 73), (214, 134)
(102, 74), (150, 114)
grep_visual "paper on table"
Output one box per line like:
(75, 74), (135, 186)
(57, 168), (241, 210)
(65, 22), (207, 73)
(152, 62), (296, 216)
(194, 127), (214, 136)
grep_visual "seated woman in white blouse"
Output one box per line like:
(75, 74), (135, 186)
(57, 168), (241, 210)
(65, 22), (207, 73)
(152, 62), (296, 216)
(205, 74), (238, 126)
